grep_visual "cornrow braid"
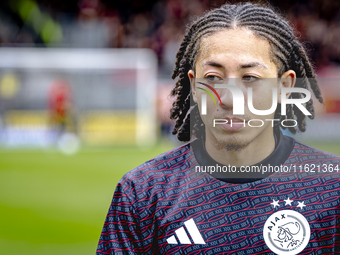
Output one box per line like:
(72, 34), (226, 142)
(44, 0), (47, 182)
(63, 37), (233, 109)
(170, 2), (323, 141)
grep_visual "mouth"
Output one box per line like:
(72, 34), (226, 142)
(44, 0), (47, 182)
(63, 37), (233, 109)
(215, 116), (247, 132)
(224, 117), (246, 123)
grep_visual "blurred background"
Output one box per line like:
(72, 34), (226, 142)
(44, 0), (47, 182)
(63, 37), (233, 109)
(0, 0), (340, 254)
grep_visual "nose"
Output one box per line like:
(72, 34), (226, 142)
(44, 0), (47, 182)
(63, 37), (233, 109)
(219, 87), (234, 109)
(215, 79), (245, 115)
(217, 78), (237, 108)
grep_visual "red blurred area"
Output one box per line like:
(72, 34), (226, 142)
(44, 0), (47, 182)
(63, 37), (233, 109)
(48, 80), (72, 121)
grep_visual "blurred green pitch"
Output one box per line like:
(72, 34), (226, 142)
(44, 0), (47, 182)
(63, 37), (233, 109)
(0, 142), (175, 255)
(0, 141), (339, 255)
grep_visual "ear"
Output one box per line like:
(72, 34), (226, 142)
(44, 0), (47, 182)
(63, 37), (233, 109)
(278, 70), (296, 103)
(188, 70), (197, 103)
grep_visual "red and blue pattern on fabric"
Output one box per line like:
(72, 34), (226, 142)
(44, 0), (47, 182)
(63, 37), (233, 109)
(97, 139), (340, 255)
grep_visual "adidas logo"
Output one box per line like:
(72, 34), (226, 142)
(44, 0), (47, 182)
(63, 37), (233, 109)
(167, 218), (206, 245)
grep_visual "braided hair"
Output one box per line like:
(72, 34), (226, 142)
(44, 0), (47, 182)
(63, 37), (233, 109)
(170, 2), (323, 142)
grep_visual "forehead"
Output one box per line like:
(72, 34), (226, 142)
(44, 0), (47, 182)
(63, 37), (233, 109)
(196, 28), (274, 69)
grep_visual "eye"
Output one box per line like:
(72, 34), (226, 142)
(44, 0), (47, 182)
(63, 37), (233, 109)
(205, 75), (223, 82)
(242, 75), (259, 83)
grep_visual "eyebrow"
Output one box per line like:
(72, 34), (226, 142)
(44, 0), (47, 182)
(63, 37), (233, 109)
(202, 60), (268, 70)
(202, 61), (223, 68)
(241, 62), (268, 70)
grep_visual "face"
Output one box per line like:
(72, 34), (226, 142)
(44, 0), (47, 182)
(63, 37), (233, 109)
(189, 28), (295, 151)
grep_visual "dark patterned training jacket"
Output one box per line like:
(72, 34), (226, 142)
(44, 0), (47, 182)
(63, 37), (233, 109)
(97, 132), (340, 255)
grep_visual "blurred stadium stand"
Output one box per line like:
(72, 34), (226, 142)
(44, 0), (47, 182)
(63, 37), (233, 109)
(0, 0), (340, 148)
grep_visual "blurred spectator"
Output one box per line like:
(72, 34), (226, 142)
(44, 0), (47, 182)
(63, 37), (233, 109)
(1, 0), (340, 75)
(157, 84), (174, 137)
(63, 0), (110, 48)
(48, 79), (75, 137)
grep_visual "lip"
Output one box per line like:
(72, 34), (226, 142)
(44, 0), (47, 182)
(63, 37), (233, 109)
(217, 117), (246, 132)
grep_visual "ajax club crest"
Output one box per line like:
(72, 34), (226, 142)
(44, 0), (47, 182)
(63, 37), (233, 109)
(263, 210), (310, 255)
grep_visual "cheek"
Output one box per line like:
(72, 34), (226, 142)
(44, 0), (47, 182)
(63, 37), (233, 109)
(247, 85), (278, 111)
(252, 94), (270, 110)
(195, 91), (217, 120)
(195, 91), (204, 115)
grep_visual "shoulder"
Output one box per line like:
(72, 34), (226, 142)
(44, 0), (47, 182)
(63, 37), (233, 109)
(289, 138), (340, 164)
(118, 141), (195, 190)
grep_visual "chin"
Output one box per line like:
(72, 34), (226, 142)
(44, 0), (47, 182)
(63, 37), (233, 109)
(212, 133), (252, 152)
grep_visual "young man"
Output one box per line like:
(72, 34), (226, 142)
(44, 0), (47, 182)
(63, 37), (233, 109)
(97, 3), (340, 254)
